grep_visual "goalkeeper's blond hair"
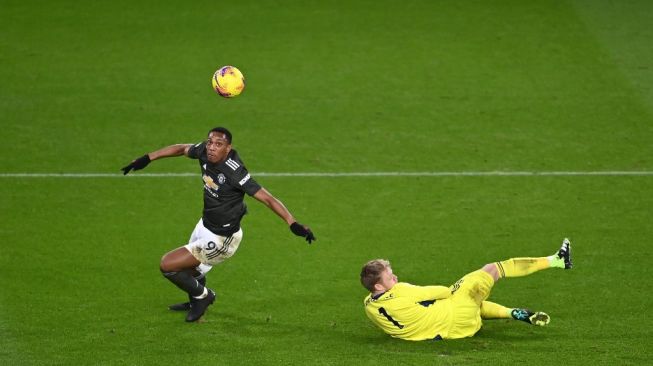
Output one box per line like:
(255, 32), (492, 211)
(360, 259), (391, 292)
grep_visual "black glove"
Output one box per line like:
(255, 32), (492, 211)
(121, 154), (151, 175)
(290, 222), (316, 244)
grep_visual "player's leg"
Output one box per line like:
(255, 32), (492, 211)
(168, 266), (211, 311)
(160, 247), (216, 322)
(169, 219), (214, 311)
(168, 226), (243, 322)
(448, 239), (572, 337)
(480, 300), (550, 326)
(160, 247), (205, 295)
(451, 237), (573, 305)
(491, 238), (572, 280)
(480, 300), (511, 319)
(475, 239), (572, 328)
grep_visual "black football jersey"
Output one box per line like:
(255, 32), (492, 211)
(187, 143), (262, 235)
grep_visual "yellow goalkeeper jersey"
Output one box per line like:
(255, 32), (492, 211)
(363, 282), (453, 341)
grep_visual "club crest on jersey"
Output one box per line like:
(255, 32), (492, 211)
(217, 173), (226, 185)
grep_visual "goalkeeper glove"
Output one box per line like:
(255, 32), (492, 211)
(290, 222), (316, 244)
(121, 154), (151, 175)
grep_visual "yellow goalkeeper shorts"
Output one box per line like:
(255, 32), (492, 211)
(447, 270), (495, 339)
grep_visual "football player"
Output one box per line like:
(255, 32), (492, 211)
(122, 127), (315, 322)
(361, 239), (572, 340)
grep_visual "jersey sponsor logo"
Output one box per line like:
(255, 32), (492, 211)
(225, 158), (240, 171)
(202, 174), (220, 198)
(239, 173), (251, 186)
(202, 174), (219, 190)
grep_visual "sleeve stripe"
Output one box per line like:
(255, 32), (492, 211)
(495, 262), (505, 278)
(225, 159), (240, 170)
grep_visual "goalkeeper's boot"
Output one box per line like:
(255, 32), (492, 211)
(185, 289), (216, 322)
(511, 309), (550, 326)
(558, 238), (573, 269)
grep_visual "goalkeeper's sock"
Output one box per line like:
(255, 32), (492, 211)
(480, 301), (512, 319)
(495, 257), (552, 278)
(547, 254), (566, 269)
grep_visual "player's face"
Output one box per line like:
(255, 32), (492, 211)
(206, 131), (232, 163)
(376, 267), (398, 292)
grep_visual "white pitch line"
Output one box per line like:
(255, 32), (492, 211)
(0, 171), (652, 178)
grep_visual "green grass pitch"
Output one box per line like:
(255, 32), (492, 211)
(1, 0), (652, 365)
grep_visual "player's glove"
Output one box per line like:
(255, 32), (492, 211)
(290, 222), (316, 244)
(121, 154), (151, 175)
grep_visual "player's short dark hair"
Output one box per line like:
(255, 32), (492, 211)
(360, 259), (391, 292)
(208, 127), (232, 144)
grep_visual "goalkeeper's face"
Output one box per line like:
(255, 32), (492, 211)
(375, 267), (398, 293)
(206, 131), (232, 163)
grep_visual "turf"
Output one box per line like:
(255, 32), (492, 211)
(1, 0), (652, 365)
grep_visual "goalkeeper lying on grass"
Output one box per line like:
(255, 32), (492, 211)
(360, 239), (573, 340)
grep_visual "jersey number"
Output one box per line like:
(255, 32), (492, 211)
(378, 307), (404, 329)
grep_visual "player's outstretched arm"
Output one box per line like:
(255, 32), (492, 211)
(423, 285), (452, 300)
(253, 188), (316, 244)
(121, 144), (192, 175)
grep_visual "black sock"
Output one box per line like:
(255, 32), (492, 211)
(187, 276), (208, 302)
(197, 275), (207, 287)
(162, 270), (204, 297)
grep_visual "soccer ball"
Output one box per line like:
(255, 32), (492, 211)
(212, 66), (245, 98)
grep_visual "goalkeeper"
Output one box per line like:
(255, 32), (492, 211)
(360, 239), (572, 340)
